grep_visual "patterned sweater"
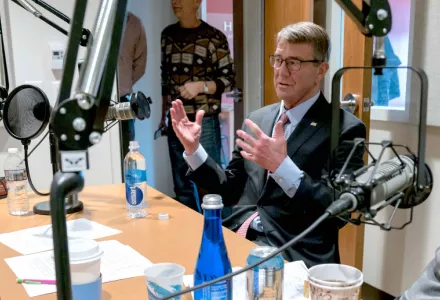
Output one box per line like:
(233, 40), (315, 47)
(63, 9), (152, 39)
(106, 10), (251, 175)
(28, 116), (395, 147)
(161, 21), (235, 116)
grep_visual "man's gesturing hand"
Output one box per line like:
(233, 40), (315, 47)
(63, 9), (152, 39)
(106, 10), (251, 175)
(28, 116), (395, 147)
(170, 100), (205, 155)
(236, 119), (287, 173)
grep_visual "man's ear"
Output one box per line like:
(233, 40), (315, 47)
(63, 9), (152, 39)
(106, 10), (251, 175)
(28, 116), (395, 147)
(316, 62), (329, 82)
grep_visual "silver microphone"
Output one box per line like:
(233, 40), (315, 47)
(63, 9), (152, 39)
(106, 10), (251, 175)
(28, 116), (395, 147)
(105, 92), (152, 121)
(106, 102), (136, 120)
(15, 0), (42, 17)
(337, 155), (432, 214)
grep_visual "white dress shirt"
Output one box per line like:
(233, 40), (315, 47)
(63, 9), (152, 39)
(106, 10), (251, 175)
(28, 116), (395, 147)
(183, 91), (320, 231)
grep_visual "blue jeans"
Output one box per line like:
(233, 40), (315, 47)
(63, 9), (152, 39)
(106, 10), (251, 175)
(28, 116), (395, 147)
(167, 115), (222, 212)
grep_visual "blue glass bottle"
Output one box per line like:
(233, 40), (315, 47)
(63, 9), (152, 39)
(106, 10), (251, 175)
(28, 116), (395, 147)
(194, 194), (232, 300)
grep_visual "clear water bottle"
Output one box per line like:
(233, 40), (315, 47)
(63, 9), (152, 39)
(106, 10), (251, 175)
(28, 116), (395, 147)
(194, 194), (232, 300)
(3, 148), (29, 216)
(124, 141), (147, 218)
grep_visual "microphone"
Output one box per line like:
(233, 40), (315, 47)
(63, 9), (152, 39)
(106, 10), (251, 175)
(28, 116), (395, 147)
(14, 0), (42, 17)
(105, 92), (152, 121)
(327, 154), (433, 228)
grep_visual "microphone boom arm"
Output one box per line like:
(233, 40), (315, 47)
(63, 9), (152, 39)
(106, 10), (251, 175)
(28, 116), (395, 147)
(11, 0), (91, 46)
(48, 0), (128, 299)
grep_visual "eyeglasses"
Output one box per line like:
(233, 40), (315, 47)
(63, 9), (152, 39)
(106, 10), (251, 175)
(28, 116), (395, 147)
(269, 55), (322, 71)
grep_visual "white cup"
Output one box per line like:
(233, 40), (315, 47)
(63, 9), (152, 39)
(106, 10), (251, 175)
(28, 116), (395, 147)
(68, 239), (103, 285)
(144, 263), (185, 299)
(308, 264), (363, 300)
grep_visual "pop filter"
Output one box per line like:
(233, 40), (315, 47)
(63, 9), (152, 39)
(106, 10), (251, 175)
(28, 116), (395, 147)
(3, 84), (51, 141)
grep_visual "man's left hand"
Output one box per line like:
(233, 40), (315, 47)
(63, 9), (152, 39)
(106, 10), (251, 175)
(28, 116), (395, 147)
(179, 82), (203, 100)
(236, 119), (287, 173)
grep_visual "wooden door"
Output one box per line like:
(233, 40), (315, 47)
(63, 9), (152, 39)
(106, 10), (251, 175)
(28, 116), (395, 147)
(264, 0), (313, 105)
(263, 0), (373, 271)
(233, 0), (245, 133)
(337, 0), (373, 270)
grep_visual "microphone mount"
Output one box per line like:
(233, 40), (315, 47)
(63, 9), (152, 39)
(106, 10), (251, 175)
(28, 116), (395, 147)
(329, 65), (433, 231)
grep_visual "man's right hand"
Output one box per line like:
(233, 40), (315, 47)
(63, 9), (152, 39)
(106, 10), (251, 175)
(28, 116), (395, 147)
(170, 100), (205, 155)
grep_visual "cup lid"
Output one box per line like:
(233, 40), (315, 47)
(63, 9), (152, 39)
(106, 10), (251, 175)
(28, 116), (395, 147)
(68, 239), (103, 264)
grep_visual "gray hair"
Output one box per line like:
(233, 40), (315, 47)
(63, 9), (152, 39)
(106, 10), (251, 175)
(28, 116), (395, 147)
(277, 22), (330, 62)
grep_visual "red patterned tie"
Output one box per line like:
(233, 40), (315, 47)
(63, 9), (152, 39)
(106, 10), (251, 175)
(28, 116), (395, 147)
(236, 112), (290, 238)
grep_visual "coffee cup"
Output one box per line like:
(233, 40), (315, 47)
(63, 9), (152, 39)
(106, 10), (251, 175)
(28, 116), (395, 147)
(307, 264), (363, 300)
(68, 239), (103, 285)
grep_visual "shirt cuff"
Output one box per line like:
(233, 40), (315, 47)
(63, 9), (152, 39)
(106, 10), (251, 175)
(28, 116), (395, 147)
(269, 156), (304, 198)
(183, 144), (208, 171)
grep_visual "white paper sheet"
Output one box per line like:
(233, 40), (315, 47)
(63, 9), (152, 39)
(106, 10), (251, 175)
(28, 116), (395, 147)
(0, 218), (121, 255)
(4, 240), (152, 297)
(183, 261), (309, 300)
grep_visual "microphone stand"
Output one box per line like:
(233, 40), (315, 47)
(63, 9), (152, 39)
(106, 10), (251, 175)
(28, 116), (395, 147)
(10, 0), (120, 215)
(48, 0), (127, 297)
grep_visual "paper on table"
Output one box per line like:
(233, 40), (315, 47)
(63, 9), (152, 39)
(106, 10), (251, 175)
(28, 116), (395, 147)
(4, 240), (152, 298)
(0, 218), (121, 255)
(182, 261), (309, 300)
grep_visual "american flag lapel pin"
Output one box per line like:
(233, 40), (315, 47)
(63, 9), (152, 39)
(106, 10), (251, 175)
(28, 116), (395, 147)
(310, 122), (317, 126)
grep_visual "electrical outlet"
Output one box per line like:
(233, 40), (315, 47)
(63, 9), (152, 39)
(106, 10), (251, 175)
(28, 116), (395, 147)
(24, 81), (43, 90)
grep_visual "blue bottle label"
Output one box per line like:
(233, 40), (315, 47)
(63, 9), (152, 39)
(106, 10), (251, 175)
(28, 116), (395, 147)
(125, 169), (146, 206)
(200, 281), (229, 299)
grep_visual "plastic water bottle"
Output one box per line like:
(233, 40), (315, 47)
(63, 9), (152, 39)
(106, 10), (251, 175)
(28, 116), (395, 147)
(124, 141), (147, 218)
(194, 194), (232, 300)
(3, 148), (29, 215)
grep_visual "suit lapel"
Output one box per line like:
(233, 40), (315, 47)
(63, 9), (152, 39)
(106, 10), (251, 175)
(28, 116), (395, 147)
(286, 94), (329, 158)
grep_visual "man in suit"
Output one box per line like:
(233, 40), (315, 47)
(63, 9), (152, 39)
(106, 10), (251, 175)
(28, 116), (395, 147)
(170, 22), (366, 267)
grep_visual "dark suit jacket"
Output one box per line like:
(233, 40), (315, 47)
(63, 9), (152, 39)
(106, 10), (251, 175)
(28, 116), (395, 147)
(189, 93), (366, 268)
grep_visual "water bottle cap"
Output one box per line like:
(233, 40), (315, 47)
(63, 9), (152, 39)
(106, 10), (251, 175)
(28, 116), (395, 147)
(158, 212), (169, 220)
(129, 141), (139, 150)
(201, 194), (223, 210)
(8, 148), (18, 154)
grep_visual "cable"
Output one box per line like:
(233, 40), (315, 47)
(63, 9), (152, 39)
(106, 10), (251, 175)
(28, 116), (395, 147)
(18, 130), (49, 166)
(24, 144), (49, 196)
(28, 130), (49, 157)
(161, 212), (331, 300)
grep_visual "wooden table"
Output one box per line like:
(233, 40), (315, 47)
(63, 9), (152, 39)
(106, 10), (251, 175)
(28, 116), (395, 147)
(0, 184), (256, 299)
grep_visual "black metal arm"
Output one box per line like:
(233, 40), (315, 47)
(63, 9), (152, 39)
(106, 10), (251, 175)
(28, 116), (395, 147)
(11, 0), (90, 46)
(335, 0), (392, 37)
(336, 0), (393, 73)
(50, 171), (84, 299)
(49, 0), (128, 298)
